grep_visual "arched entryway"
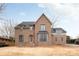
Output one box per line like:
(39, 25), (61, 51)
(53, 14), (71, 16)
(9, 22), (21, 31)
(29, 35), (35, 46)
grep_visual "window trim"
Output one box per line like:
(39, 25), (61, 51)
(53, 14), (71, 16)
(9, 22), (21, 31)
(40, 24), (46, 31)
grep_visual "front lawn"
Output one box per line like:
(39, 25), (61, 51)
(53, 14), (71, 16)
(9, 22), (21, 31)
(0, 45), (79, 56)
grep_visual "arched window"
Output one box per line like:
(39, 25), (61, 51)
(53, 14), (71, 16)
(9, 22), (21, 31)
(61, 37), (63, 41)
(29, 35), (33, 42)
(55, 37), (57, 41)
(19, 35), (24, 42)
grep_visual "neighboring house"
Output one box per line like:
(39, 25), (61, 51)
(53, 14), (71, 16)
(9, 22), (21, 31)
(75, 39), (79, 44)
(15, 14), (67, 47)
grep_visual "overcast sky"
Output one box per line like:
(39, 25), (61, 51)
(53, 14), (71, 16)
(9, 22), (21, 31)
(0, 3), (79, 38)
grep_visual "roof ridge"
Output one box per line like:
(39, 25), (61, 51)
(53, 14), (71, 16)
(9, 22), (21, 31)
(35, 13), (52, 25)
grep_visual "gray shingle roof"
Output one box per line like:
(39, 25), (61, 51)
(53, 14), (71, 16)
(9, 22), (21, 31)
(17, 22), (35, 27)
(15, 22), (66, 33)
(51, 28), (66, 33)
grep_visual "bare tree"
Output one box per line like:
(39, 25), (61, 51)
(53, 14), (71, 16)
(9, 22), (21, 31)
(0, 18), (16, 39)
(51, 15), (60, 28)
(41, 4), (61, 28)
(0, 3), (5, 13)
(0, 3), (6, 36)
(0, 3), (16, 40)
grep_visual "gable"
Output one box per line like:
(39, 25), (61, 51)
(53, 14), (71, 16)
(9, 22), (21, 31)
(35, 14), (52, 25)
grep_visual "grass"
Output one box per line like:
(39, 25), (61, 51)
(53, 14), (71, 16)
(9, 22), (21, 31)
(0, 44), (79, 56)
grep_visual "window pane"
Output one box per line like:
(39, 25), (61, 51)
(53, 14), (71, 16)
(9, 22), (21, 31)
(61, 37), (63, 41)
(29, 36), (32, 42)
(38, 33), (48, 42)
(56, 30), (62, 34)
(30, 26), (33, 31)
(40, 25), (45, 31)
(40, 34), (43, 41)
(55, 37), (57, 41)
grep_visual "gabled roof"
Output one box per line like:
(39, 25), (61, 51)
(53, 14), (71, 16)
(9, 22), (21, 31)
(35, 13), (52, 25)
(51, 28), (66, 33)
(15, 14), (52, 28)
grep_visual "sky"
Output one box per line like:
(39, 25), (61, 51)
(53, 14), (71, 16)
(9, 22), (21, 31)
(0, 3), (79, 38)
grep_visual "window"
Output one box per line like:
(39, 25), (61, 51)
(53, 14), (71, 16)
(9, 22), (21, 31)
(55, 37), (57, 41)
(30, 26), (33, 31)
(38, 33), (48, 42)
(19, 35), (24, 42)
(53, 29), (56, 33)
(40, 24), (45, 31)
(61, 37), (63, 41)
(29, 35), (32, 42)
(56, 30), (62, 34)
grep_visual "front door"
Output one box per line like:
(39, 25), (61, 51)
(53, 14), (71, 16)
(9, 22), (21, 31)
(29, 35), (34, 46)
(19, 35), (24, 47)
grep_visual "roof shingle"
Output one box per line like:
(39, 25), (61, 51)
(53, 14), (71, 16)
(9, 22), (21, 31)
(51, 28), (66, 33)
(16, 22), (35, 27)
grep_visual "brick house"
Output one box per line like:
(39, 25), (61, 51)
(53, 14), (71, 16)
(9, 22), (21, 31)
(15, 14), (66, 47)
